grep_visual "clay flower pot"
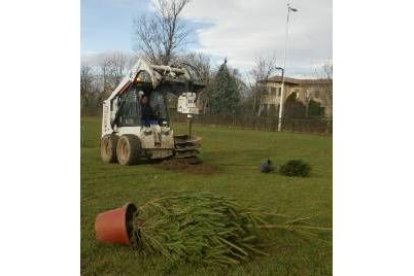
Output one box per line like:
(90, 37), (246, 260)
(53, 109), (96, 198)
(94, 203), (137, 245)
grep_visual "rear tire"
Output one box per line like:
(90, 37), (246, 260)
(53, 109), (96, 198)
(101, 134), (119, 163)
(116, 135), (141, 165)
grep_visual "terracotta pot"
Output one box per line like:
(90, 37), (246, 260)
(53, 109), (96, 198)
(94, 203), (137, 245)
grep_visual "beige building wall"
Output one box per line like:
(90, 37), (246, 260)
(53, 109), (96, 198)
(259, 78), (332, 118)
(260, 83), (302, 105)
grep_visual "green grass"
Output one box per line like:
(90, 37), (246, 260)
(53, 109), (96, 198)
(81, 117), (332, 275)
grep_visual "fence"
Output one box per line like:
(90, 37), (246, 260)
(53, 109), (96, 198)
(81, 107), (332, 135)
(169, 112), (332, 135)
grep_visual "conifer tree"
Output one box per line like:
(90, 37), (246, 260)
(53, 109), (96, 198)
(209, 58), (241, 115)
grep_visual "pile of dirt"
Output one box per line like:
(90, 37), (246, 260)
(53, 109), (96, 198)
(157, 157), (218, 175)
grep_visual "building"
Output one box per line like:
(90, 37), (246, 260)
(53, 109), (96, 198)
(258, 75), (332, 118)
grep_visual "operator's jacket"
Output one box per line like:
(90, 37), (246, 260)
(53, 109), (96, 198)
(141, 104), (157, 125)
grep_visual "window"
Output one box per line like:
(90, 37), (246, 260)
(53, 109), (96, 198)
(314, 90), (320, 98)
(115, 87), (140, 127)
(149, 90), (168, 122)
(278, 88), (281, 96)
(271, 87), (277, 96)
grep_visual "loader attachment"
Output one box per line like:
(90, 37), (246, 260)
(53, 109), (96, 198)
(174, 135), (202, 159)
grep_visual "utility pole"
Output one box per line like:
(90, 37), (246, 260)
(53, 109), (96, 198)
(277, 3), (298, 132)
(275, 66), (284, 113)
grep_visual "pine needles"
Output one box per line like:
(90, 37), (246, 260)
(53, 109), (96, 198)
(130, 193), (267, 267)
(129, 192), (331, 267)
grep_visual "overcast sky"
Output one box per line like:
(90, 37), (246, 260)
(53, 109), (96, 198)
(81, 0), (332, 78)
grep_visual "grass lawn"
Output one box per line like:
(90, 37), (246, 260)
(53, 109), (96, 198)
(81, 116), (332, 275)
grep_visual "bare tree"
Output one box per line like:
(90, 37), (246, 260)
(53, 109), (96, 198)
(322, 62), (333, 79)
(250, 55), (278, 82)
(111, 52), (127, 77)
(248, 55), (278, 115)
(99, 56), (115, 98)
(81, 64), (94, 108)
(81, 51), (138, 113)
(310, 62), (333, 118)
(133, 0), (191, 65)
(179, 52), (212, 113)
(321, 63), (333, 118)
(180, 52), (211, 83)
(98, 52), (129, 99)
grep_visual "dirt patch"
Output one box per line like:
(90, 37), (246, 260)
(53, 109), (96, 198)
(157, 157), (218, 175)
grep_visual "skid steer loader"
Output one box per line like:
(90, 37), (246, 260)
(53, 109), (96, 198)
(100, 59), (204, 165)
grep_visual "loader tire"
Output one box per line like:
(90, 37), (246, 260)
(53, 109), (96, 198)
(100, 134), (119, 163)
(116, 135), (141, 165)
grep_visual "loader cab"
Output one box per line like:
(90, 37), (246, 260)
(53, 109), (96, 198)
(112, 84), (170, 128)
(147, 89), (169, 126)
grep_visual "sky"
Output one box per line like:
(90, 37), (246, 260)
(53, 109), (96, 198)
(81, 0), (332, 78)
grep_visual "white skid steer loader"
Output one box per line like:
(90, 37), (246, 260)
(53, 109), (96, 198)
(100, 59), (204, 165)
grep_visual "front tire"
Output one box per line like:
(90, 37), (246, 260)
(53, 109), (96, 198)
(101, 134), (119, 163)
(116, 135), (141, 165)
